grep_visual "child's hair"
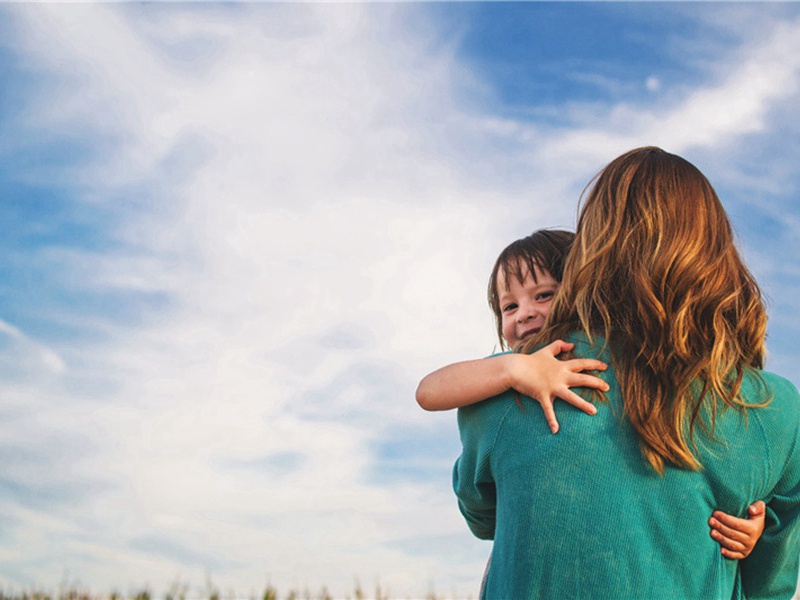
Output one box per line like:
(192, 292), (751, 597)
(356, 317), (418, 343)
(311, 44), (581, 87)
(488, 229), (575, 348)
(526, 147), (768, 474)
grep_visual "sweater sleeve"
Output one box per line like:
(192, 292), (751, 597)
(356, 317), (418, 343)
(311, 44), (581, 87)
(452, 396), (512, 541)
(452, 453), (496, 540)
(740, 377), (800, 599)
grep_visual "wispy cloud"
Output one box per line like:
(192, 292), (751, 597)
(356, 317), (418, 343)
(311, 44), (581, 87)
(0, 318), (66, 376)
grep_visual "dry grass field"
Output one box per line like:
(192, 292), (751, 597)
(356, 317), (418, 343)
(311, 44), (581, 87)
(0, 584), (452, 600)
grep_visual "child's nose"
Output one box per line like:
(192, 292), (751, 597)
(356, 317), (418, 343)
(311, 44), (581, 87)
(517, 303), (539, 322)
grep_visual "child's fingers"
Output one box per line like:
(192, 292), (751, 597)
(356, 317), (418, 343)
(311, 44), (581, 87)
(711, 511), (756, 536)
(749, 500), (766, 516)
(558, 389), (598, 416)
(709, 526), (748, 553)
(719, 547), (746, 560)
(538, 399), (560, 434)
(708, 515), (751, 544)
(545, 340), (574, 357)
(566, 358), (608, 373)
(568, 373), (610, 392)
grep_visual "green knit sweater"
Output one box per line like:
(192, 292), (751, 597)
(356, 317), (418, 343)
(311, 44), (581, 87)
(453, 335), (800, 599)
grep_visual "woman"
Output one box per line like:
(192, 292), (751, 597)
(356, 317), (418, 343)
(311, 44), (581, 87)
(453, 147), (800, 598)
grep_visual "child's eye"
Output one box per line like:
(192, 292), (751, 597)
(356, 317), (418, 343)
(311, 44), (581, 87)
(535, 292), (554, 302)
(502, 303), (518, 313)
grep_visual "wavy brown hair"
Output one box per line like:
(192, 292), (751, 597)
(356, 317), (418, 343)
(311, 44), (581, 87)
(524, 147), (768, 474)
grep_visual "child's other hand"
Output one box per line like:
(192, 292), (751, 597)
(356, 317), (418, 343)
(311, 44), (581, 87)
(508, 340), (608, 434)
(708, 501), (766, 560)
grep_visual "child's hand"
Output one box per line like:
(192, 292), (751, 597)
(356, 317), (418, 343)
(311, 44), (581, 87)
(508, 340), (608, 434)
(708, 501), (766, 560)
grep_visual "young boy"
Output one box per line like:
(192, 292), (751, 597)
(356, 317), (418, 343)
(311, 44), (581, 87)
(418, 229), (765, 560)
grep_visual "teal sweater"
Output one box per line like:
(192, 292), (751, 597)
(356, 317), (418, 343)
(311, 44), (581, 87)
(453, 336), (800, 599)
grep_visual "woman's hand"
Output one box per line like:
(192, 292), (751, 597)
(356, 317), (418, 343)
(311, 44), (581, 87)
(708, 501), (766, 559)
(507, 340), (608, 434)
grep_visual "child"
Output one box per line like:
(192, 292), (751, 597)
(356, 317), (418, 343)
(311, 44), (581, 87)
(418, 229), (765, 560)
(417, 230), (606, 434)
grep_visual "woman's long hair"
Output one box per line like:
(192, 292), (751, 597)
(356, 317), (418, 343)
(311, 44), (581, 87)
(524, 147), (768, 474)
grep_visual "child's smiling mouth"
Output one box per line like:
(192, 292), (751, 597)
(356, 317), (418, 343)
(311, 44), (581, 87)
(519, 327), (540, 341)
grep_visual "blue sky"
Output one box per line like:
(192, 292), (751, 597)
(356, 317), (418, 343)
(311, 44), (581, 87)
(1, 3), (799, 598)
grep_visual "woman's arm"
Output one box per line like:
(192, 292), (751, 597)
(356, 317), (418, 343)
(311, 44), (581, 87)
(417, 340), (608, 433)
(739, 377), (800, 597)
(708, 501), (766, 559)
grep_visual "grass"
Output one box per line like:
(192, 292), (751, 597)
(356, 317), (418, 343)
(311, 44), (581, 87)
(0, 583), (453, 600)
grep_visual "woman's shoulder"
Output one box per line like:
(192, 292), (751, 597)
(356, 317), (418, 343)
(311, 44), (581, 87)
(456, 391), (518, 455)
(564, 330), (612, 362)
(742, 369), (800, 446)
(759, 369), (800, 392)
(745, 369), (800, 408)
(457, 390), (517, 420)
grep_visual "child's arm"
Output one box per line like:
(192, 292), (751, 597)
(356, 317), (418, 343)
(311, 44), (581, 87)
(708, 501), (766, 559)
(416, 340), (608, 433)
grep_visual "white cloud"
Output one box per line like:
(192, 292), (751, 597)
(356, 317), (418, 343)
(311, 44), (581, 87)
(533, 14), (800, 170)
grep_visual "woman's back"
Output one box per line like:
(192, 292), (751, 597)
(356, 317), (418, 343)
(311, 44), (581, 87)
(455, 335), (800, 599)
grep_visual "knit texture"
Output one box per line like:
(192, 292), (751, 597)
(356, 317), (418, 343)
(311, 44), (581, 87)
(453, 333), (800, 599)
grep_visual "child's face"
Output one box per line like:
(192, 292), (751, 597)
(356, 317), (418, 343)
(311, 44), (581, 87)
(496, 262), (559, 349)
